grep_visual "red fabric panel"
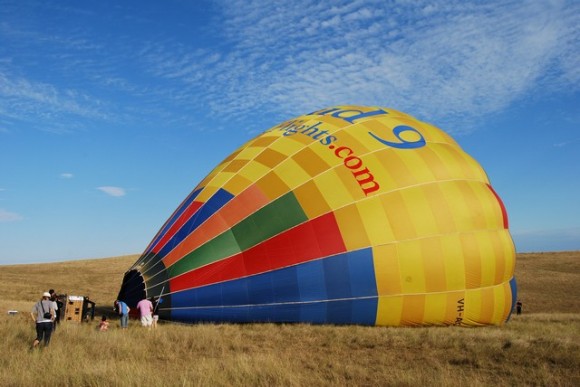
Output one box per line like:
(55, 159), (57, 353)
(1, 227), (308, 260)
(170, 212), (346, 292)
(487, 184), (509, 229)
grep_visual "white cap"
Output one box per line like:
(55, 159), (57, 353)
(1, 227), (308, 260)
(43, 292), (51, 298)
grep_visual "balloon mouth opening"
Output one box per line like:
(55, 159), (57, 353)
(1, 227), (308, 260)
(117, 269), (146, 309)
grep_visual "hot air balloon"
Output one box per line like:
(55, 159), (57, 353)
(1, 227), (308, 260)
(118, 106), (516, 326)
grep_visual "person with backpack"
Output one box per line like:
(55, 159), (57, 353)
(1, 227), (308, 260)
(30, 292), (55, 348)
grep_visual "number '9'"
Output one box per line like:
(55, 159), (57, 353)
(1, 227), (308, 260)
(369, 125), (426, 149)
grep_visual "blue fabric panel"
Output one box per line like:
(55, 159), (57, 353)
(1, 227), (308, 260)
(172, 284), (219, 308)
(346, 248), (377, 298)
(506, 276), (518, 322)
(219, 279), (249, 306)
(296, 260), (327, 301)
(169, 299), (377, 325)
(170, 288), (193, 308)
(220, 306), (250, 322)
(267, 302), (301, 322)
(193, 188), (235, 230)
(241, 305), (271, 322)
(326, 299), (353, 324)
(299, 301), (327, 324)
(173, 281), (249, 308)
(171, 251), (374, 308)
(323, 253), (352, 299)
(271, 265), (300, 303)
(201, 284), (222, 307)
(350, 298), (378, 325)
(158, 188), (234, 258)
(247, 273), (274, 304)
(171, 308), (223, 323)
(146, 188), (201, 254)
(172, 270), (270, 309)
(168, 248), (379, 324)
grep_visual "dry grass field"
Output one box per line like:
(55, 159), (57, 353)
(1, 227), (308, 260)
(0, 252), (578, 386)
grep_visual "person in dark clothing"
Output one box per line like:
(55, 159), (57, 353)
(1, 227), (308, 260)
(31, 292), (55, 348)
(516, 300), (523, 315)
(49, 289), (63, 331)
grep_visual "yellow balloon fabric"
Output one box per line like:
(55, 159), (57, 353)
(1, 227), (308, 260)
(119, 105), (516, 327)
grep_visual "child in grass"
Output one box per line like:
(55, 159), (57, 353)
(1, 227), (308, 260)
(98, 315), (109, 331)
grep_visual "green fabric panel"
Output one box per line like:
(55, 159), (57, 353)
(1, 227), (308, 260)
(168, 230), (240, 277)
(232, 192), (307, 251)
(167, 192), (307, 278)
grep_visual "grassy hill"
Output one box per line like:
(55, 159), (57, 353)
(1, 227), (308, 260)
(0, 252), (578, 386)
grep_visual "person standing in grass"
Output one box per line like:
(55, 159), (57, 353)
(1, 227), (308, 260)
(30, 292), (55, 349)
(114, 300), (130, 329)
(48, 289), (63, 331)
(136, 297), (154, 328)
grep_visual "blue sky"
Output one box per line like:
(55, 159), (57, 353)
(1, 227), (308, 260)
(0, 0), (578, 264)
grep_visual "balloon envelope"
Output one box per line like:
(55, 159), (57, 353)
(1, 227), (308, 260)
(118, 106), (516, 326)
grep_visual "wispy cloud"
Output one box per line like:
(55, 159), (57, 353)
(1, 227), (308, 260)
(97, 186), (126, 197)
(1, 0), (578, 134)
(0, 208), (23, 222)
(60, 173), (74, 179)
(0, 72), (109, 133)
(553, 138), (580, 147)
(141, 0), (579, 131)
(228, 1), (577, 127)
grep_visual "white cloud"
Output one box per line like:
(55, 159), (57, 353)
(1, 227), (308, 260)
(0, 208), (23, 222)
(60, 173), (74, 179)
(1, 0), (578, 134)
(0, 73), (108, 125)
(553, 138), (580, 147)
(149, 0), (580, 131)
(97, 186), (126, 197)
